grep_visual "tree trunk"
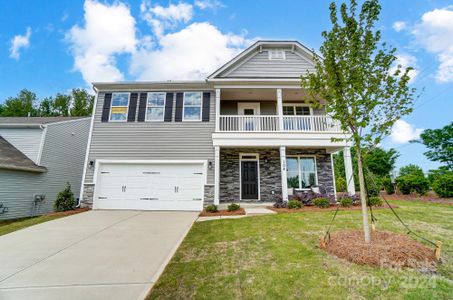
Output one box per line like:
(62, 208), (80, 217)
(355, 144), (371, 243)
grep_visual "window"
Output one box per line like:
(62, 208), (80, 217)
(286, 156), (317, 189)
(283, 104), (311, 116)
(110, 93), (129, 121)
(183, 92), (202, 121)
(268, 49), (286, 60)
(146, 92), (166, 121)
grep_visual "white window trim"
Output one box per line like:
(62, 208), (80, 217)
(268, 49), (286, 60)
(182, 91), (202, 122)
(239, 153), (260, 201)
(286, 155), (318, 190)
(238, 102), (261, 115)
(283, 103), (313, 115)
(145, 92), (166, 122)
(109, 92), (130, 122)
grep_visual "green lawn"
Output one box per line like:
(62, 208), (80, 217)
(148, 200), (452, 300)
(0, 215), (66, 236)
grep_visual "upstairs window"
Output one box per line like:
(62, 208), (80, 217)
(183, 92), (202, 121)
(268, 49), (286, 60)
(283, 104), (311, 116)
(110, 93), (129, 121)
(146, 92), (166, 121)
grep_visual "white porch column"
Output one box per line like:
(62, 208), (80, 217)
(215, 88), (221, 132)
(214, 146), (220, 205)
(280, 146), (288, 202)
(276, 88), (283, 131)
(344, 146), (356, 195)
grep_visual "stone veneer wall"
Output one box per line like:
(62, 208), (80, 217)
(81, 184), (94, 207)
(220, 148), (335, 203)
(204, 185), (214, 205)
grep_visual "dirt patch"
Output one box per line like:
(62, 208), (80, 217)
(321, 230), (437, 271)
(199, 208), (246, 217)
(382, 192), (453, 205)
(268, 204), (397, 213)
(47, 207), (90, 217)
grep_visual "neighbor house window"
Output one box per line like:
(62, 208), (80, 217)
(286, 156), (317, 189)
(183, 92), (202, 121)
(110, 93), (130, 121)
(146, 92), (166, 121)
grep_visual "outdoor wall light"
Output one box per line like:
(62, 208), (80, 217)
(89, 160), (94, 168)
(208, 161), (213, 169)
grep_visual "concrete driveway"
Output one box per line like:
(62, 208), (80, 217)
(0, 210), (198, 300)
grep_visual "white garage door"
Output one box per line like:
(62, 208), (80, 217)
(94, 162), (205, 211)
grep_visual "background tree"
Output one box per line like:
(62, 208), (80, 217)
(52, 93), (71, 116)
(301, 0), (415, 242)
(39, 97), (56, 117)
(412, 122), (453, 170)
(399, 164), (424, 177)
(70, 88), (94, 116)
(0, 89), (38, 117)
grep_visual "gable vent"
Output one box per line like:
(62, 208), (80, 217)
(268, 49), (286, 60)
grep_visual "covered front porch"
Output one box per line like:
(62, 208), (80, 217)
(213, 146), (355, 204)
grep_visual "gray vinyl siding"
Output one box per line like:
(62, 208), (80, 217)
(220, 101), (276, 115)
(84, 91), (216, 184)
(0, 128), (43, 163)
(223, 49), (315, 78)
(0, 119), (90, 220)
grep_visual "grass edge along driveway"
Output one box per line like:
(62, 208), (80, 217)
(148, 200), (452, 300)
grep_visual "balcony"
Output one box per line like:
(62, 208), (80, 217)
(218, 115), (342, 132)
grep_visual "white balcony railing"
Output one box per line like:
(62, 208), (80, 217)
(218, 115), (342, 132)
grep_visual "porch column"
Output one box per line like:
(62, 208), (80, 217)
(276, 88), (283, 131)
(215, 88), (220, 132)
(344, 146), (356, 195)
(280, 146), (289, 202)
(214, 146), (220, 205)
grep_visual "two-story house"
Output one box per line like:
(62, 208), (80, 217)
(80, 40), (356, 211)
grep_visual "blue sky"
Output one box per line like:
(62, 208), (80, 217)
(1, 0), (452, 172)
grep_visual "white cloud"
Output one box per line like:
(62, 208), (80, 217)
(9, 27), (32, 60)
(412, 7), (453, 82)
(131, 22), (249, 80)
(392, 21), (407, 32)
(390, 119), (423, 144)
(140, 1), (193, 36)
(66, 0), (137, 84)
(390, 53), (419, 83)
(195, 0), (224, 10)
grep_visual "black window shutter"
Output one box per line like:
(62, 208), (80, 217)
(127, 93), (138, 122)
(174, 93), (184, 122)
(137, 93), (147, 122)
(101, 93), (112, 122)
(202, 92), (210, 122)
(164, 93), (174, 122)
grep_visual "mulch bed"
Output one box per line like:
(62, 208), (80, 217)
(268, 204), (397, 213)
(47, 207), (90, 217)
(321, 230), (437, 271)
(199, 208), (246, 217)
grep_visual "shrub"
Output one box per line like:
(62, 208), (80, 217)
(227, 203), (241, 211)
(382, 176), (395, 194)
(205, 204), (218, 213)
(273, 195), (288, 208)
(432, 172), (453, 198)
(368, 196), (383, 207)
(288, 200), (302, 209)
(339, 197), (353, 207)
(293, 191), (335, 206)
(396, 175), (429, 195)
(336, 177), (347, 192)
(54, 183), (75, 212)
(313, 197), (330, 208)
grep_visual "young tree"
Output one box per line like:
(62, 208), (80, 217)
(413, 122), (453, 170)
(301, 0), (415, 242)
(70, 88), (94, 116)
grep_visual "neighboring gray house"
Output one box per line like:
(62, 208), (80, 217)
(0, 117), (90, 220)
(80, 40), (355, 211)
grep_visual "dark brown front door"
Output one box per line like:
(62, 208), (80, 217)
(241, 161), (258, 199)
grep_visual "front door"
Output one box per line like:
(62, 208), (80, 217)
(241, 161), (259, 199)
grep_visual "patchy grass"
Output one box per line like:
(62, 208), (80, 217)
(0, 209), (87, 236)
(148, 200), (452, 299)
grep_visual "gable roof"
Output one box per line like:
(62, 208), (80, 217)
(0, 117), (88, 127)
(208, 40), (316, 80)
(0, 136), (47, 173)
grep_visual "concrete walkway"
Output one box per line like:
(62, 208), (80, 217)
(0, 210), (198, 300)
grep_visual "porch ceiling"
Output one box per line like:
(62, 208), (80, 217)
(221, 88), (312, 102)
